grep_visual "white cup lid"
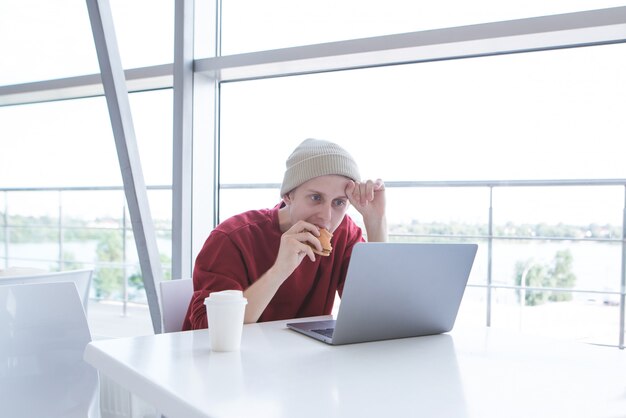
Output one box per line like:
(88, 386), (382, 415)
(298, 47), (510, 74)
(204, 289), (247, 305)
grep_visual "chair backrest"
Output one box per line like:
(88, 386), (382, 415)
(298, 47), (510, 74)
(0, 269), (93, 313)
(0, 281), (100, 418)
(159, 278), (193, 333)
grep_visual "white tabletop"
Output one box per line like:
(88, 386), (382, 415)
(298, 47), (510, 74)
(84, 316), (626, 418)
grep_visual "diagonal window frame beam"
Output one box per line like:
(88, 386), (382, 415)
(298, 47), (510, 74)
(85, 0), (164, 333)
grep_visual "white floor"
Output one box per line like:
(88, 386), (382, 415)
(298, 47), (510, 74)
(88, 300), (155, 340)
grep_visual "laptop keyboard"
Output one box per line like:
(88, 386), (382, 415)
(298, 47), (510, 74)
(312, 328), (334, 338)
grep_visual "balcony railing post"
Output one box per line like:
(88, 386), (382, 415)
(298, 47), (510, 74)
(619, 186), (626, 350)
(122, 204), (128, 317)
(3, 192), (8, 269)
(487, 186), (494, 327)
(58, 190), (63, 271)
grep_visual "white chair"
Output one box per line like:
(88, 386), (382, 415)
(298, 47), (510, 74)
(159, 278), (193, 333)
(0, 268), (93, 313)
(0, 281), (100, 418)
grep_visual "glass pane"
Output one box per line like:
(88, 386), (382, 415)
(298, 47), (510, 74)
(0, 90), (172, 188)
(0, 89), (172, 336)
(130, 89), (174, 186)
(491, 240), (622, 293)
(62, 190), (127, 223)
(110, 0), (174, 69)
(149, 189), (173, 281)
(0, 0), (174, 85)
(493, 186), (624, 227)
(0, 0), (98, 84)
(219, 189), (281, 222)
(0, 98), (120, 188)
(60, 190), (171, 302)
(385, 188), (490, 228)
(3, 191), (59, 219)
(218, 186), (492, 235)
(221, 0), (626, 54)
(219, 41), (626, 349)
(1, 191), (58, 270)
(220, 44), (626, 187)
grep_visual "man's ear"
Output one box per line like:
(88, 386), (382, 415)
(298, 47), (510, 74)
(282, 192), (292, 205)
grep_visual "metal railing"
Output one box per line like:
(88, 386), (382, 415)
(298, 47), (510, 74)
(222, 179), (626, 348)
(1, 185), (171, 316)
(2, 179), (625, 347)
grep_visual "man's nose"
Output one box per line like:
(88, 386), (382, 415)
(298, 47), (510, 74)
(318, 201), (333, 223)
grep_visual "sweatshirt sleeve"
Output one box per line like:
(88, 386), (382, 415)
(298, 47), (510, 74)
(182, 231), (247, 330)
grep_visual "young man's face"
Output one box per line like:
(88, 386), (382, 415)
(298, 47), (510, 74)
(282, 175), (352, 233)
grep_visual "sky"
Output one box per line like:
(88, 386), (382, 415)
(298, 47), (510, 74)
(1, 0), (625, 226)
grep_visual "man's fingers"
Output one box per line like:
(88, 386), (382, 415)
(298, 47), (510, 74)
(357, 180), (375, 205)
(347, 179), (385, 208)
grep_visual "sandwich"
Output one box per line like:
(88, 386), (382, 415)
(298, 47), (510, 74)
(310, 228), (333, 256)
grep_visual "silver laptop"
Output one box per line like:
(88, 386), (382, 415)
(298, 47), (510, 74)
(287, 242), (478, 345)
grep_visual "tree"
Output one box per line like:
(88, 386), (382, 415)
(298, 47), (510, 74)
(57, 250), (84, 272)
(94, 231), (124, 299)
(548, 250), (576, 302)
(515, 262), (549, 306)
(514, 249), (576, 306)
(127, 252), (172, 299)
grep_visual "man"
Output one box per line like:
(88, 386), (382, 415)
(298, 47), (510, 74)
(182, 138), (387, 329)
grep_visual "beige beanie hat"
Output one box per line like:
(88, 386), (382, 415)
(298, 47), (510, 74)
(280, 138), (361, 196)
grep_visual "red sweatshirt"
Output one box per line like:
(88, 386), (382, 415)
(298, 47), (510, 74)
(182, 204), (364, 330)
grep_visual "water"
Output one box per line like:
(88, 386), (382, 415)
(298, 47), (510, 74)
(0, 240), (173, 302)
(1, 240), (170, 269)
(485, 240), (621, 291)
(2, 239), (621, 294)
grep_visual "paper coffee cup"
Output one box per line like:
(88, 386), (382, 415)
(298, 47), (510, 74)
(204, 290), (248, 352)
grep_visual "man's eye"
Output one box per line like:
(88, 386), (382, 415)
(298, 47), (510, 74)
(311, 194), (321, 202)
(333, 199), (347, 207)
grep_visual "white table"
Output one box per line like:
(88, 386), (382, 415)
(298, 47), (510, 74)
(84, 316), (626, 418)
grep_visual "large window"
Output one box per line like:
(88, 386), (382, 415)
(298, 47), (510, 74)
(220, 43), (626, 187)
(219, 38), (626, 347)
(0, 0), (173, 85)
(1, 2), (625, 345)
(0, 88), (173, 337)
